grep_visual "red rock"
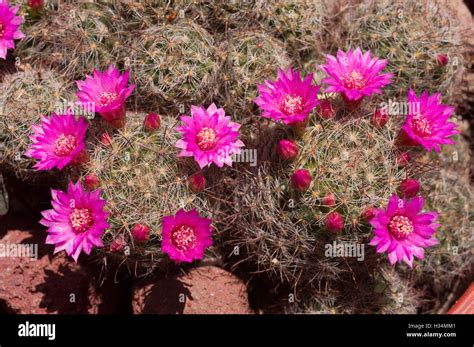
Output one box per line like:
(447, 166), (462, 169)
(132, 266), (252, 314)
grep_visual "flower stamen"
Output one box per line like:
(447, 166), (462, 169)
(171, 225), (197, 251)
(54, 134), (77, 157)
(70, 208), (93, 233)
(99, 91), (118, 107)
(196, 127), (218, 151)
(280, 94), (304, 115)
(341, 70), (367, 90)
(389, 215), (414, 240)
(412, 114), (432, 137)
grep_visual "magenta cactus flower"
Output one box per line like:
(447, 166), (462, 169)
(369, 194), (439, 268)
(320, 48), (393, 101)
(76, 65), (135, 128)
(40, 181), (110, 262)
(255, 67), (320, 125)
(176, 103), (244, 169)
(398, 89), (459, 152)
(161, 209), (213, 263)
(0, 0), (25, 59)
(25, 113), (88, 171)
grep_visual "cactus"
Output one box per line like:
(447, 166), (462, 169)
(126, 21), (219, 112)
(81, 114), (212, 275)
(339, 0), (465, 99)
(219, 31), (291, 123)
(0, 68), (73, 179)
(415, 121), (473, 312)
(291, 104), (409, 236)
(258, 0), (334, 61)
(16, 2), (123, 79)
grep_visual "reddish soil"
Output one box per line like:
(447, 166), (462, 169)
(0, 213), (129, 314)
(132, 266), (253, 314)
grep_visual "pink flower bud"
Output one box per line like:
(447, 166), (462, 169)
(110, 236), (126, 252)
(397, 151), (411, 167)
(277, 139), (299, 161)
(143, 113), (161, 132)
(188, 172), (206, 193)
(291, 169), (312, 192)
(28, 0), (44, 10)
(83, 174), (100, 190)
(100, 132), (113, 146)
(436, 54), (449, 67)
(361, 206), (376, 222)
(317, 100), (335, 119)
(398, 179), (421, 198)
(326, 212), (344, 232)
(322, 192), (336, 207)
(371, 109), (388, 128)
(132, 224), (150, 242)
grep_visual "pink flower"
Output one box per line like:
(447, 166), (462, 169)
(0, 0), (25, 59)
(76, 65), (135, 128)
(255, 67), (320, 125)
(24, 113), (88, 171)
(277, 139), (299, 161)
(291, 169), (312, 192)
(369, 194), (439, 268)
(131, 224), (150, 242)
(40, 181), (110, 262)
(326, 212), (344, 232)
(398, 179), (421, 198)
(399, 89), (459, 152)
(161, 209), (213, 263)
(320, 48), (393, 101)
(176, 103), (244, 169)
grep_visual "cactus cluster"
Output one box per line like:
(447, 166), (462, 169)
(127, 21), (219, 112)
(339, 0), (465, 99)
(16, 2), (123, 79)
(0, 68), (73, 179)
(293, 110), (408, 234)
(81, 115), (212, 274)
(0, 0), (471, 315)
(218, 31), (291, 122)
